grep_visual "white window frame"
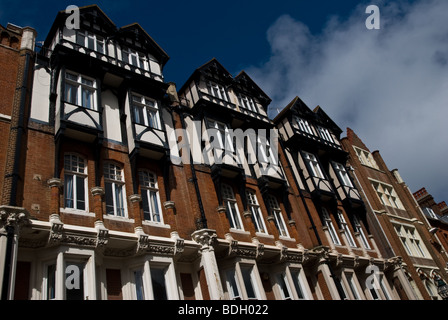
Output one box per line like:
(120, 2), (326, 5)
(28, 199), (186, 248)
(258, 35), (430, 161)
(222, 184), (244, 230)
(76, 30), (105, 54)
(224, 263), (263, 300)
(353, 215), (371, 250)
(295, 117), (313, 135)
(394, 224), (428, 258)
(139, 170), (163, 224)
(131, 93), (161, 130)
(64, 153), (88, 212)
(289, 268), (312, 300)
(317, 126), (334, 143)
(276, 272), (293, 300)
(344, 272), (362, 300)
(267, 195), (289, 238)
(337, 211), (357, 247)
(208, 119), (234, 152)
(121, 46), (149, 70)
(322, 207), (341, 245)
(303, 152), (325, 179)
(246, 190), (267, 234)
(104, 162), (128, 218)
(207, 81), (228, 101)
(238, 94), (257, 112)
(333, 162), (353, 188)
(258, 136), (278, 166)
(423, 207), (438, 220)
(353, 146), (379, 169)
(370, 179), (404, 209)
(64, 71), (97, 110)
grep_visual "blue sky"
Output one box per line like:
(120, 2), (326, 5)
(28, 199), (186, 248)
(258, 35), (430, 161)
(1, 0), (447, 205)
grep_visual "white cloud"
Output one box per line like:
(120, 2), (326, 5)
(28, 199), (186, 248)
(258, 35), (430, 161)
(246, 0), (448, 203)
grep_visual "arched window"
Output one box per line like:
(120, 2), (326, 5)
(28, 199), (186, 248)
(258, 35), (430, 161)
(222, 184), (243, 230)
(139, 170), (163, 223)
(64, 154), (88, 211)
(266, 195), (289, 237)
(104, 162), (127, 217)
(246, 190), (267, 234)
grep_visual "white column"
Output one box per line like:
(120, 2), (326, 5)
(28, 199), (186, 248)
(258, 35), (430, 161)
(192, 229), (224, 300)
(55, 250), (64, 300)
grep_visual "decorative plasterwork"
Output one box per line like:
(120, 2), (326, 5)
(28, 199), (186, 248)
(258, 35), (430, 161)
(192, 229), (218, 249)
(0, 206), (30, 234)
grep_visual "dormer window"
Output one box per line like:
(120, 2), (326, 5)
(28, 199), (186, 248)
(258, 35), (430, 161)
(207, 81), (228, 101)
(122, 47), (148, 70)
(317, 126), (334, 143)
(238, 94), (257, 112)
(76, 31), (105, 54)
(295, 117), (313, 135)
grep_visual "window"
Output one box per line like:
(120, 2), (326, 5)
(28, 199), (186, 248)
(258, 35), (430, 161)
(334, 162), (353, 187)
(207, 81), (228, 101)
(64, 71), (97, 110)
(346, 273), (361, 300)
(104, 163), (127, 217)
(246, 190), (267, 234)
(317, 126), (334, 143)
(370, 180), (403, 209)
(423, 207), (438, 220)
(76, 31), (104, 54)
(208, 120), (234, 152)
(139, 170), (163, 223)
(133, 269), (145, 300)
(258, 136), (277, 165)
(46, 264), (56, 300)
(369, 274), (392, 300)
(337, 211), (357, 247)
(122, 47), (148, 70)
(295, 117), (313, 135)
(64, 154), (87, 211)
(267, 195), (289, 237)
(353, 146), (379, 169)
(277, 272), (293, 300)
(240, 265), (261, 300)
(150, 266), (168, 300)
(132, 94), (161, 129)
(353, 215), (371, 249)
(290, 269), (309, 300)
(225, 269), (242, 300)
(322, 208), (341, 245)
(238, 94), (257, 112)
(222, 184), (243, 230)
(394, 224), (427, 258)
(303, 152), (325, 179)
(65, 262), (86, 300)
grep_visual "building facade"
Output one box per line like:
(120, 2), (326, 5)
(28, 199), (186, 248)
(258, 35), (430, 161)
(341, 128), (448, 300)
(1, 5), (447, 300)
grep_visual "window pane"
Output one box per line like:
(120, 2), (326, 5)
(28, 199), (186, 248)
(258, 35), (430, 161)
(241, 267), (257, 299)
(141, 190), (151, 221)
(151, 268), (167, 300)
(76, 32), (85, 46)
(47, 264), (56, 300)
(278, 273), (292, 300)
(291, 271), (305, 299)
(82, 88), (93, 109)
(76, 175), (85, 210)
(134, 270), (145, 300)
(150, 191), (160, 222)
(65, 83), (78, 105)
(65, 262), (85, 300)
(226, 269), (241, 300)
(64, 174), (74, 208)
(105, 182), (114, 215)
(115, 184), (125, 217)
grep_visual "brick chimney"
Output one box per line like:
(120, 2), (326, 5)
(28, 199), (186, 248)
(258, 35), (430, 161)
(413, 188), (429, 201)
(438, 201), (448, 216)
